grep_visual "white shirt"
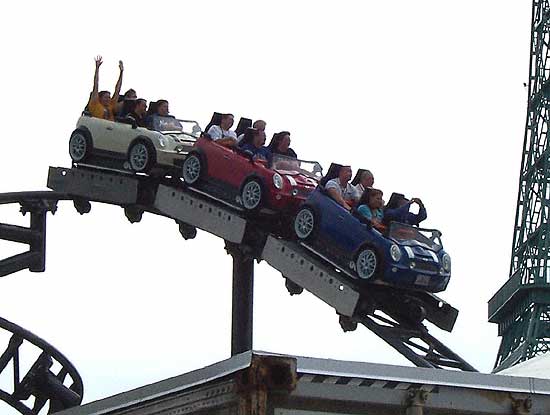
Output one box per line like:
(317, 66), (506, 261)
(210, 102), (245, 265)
(353, 183), (365, 201)
(207, 125), (237, 141)
(325, 178), (356, 200)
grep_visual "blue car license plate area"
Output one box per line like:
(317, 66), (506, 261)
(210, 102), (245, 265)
(415, 274), (431, 286)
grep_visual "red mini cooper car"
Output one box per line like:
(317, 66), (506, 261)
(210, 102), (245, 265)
(181, 136), (322, 215)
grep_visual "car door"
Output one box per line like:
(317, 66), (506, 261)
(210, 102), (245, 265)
(94, 121), (139, 157)
(320, 197), (361, 255)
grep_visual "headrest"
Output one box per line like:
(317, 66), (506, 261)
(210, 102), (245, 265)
(320, 163), (344, 187)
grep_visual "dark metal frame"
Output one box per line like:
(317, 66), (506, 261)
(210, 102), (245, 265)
(490, 0), (550, 371)
(0, 317), (83, 414)
(0, 165), (476, 400)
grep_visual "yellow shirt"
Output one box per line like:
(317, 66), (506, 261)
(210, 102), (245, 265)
(88, 97), (117, 121)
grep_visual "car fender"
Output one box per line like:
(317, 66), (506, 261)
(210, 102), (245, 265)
(240, 172), (267, 192)
(186, 148), (208, 171)
(127, 135), (156, 159)
(352, 240), (385, 274)
(71, 127), (94, 152)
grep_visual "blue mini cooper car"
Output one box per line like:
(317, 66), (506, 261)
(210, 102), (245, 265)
(292, 187), (451, 293)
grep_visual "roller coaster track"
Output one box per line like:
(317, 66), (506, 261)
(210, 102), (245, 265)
(0, 317), (83, 414)
(0, 166), (476, 412)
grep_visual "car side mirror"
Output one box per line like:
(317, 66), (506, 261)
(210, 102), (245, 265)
(192, 124), (202, 135)
(131, 119), (138, 129)
(313, 162), (323, 176)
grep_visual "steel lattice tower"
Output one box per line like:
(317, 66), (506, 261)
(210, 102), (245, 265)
(489, 0), (550, 372)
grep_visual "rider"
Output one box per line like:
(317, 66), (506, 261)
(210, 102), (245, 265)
(87, 55), (124, 121)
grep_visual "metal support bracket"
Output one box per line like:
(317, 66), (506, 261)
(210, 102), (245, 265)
(405, 389), (429, 415)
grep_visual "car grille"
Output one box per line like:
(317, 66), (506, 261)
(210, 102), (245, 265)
(294, 186), (315, 198)
(414, 260), (439, 273)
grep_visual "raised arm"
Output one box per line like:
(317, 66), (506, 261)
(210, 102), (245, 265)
(90, 55), (102, 101)
(412, 198), (427, 224)
(112, 60), (124, 103)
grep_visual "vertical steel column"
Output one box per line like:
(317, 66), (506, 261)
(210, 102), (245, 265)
(28, 207), (47, 273)
(227, 242), (254, 356)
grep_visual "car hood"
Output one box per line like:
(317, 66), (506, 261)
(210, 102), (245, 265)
(276, 169), (319, 187)
(392, 238), (442, 253)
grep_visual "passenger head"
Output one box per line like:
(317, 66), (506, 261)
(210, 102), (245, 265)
(135, 99), (147, 115)
(98, 90), (111, 106)
(253, 120), (267, 143)
(156, 99), (169, 116)
(369, 189), (384, 209)
(124, 89), (137, 100)
(277, 131), (291, 153)
(338, 165), (352, 184)
(241, 128), (262, 148)
(269, 131), (291, 154)
(221, 113), (235, 130)
(359, 188), (384, 209)
(253, 119), (266, 131)
(360, 170), (374, 188)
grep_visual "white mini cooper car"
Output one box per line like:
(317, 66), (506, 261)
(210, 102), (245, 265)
(68, 114), (201, 174)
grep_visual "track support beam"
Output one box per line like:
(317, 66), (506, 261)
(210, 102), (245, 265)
(226, 242), (255, 356)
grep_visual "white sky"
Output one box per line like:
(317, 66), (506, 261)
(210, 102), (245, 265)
(0, 0), (534, 405)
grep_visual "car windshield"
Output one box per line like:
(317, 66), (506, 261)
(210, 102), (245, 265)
(271, 154), (323, 180)
(151, 115), (202, 137)
(388, 222), (443, 251)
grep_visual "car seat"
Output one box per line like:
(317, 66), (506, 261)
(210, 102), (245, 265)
(235, 117), (252, 137)
(351, 169), (368, 186)
(146, 101), (159, 117)
(203, 112), (223, 137)
(319, 163), (344, 188)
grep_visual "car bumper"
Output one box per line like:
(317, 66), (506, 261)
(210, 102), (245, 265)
(267, 191), (308, 213)
(381, 263), (450, 292)
(156, 149), (188, 168)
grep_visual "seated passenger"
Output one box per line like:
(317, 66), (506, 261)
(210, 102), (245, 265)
(357, 188), (386, 232)
(238, 128), (271, 161)
(267, 131), (298, 158)
(156, 99), (171, 116)
(238, 120), (266, 143)
(117, 88), (138, 116)
(384, 193), (427, 226)
(324, 165), (355, 211)
(127, 98), (147, 127)
(207, 113), (238, 147)
(87, 56), (124, 121)
(351, 169), (374, 201)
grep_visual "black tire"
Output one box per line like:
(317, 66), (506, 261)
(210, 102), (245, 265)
(240, 178), (264, 211)
(182, 153), (203, 185)
(69, 130), (91, 162)
(128, 140), (155, 173)
(294, 207), (316, 240)
(355, 246), (379, 280)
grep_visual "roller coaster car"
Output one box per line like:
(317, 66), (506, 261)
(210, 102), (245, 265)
(293, 187), (451, 292)
(182, 136), (322, 215)
(68, 114), (201, 174)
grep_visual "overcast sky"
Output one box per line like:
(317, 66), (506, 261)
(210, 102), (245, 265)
(0, 0), (535, 407)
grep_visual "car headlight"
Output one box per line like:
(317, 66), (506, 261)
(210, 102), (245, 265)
(390, 244), (402, 262)
(273, 173), (284, 189)
(442, 253), (451, 272)
(158, 137), (166, 147)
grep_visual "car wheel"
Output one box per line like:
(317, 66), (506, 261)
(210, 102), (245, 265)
(69, 131), (90, 162)
(356, 247), (378, 280)
(182, 154), (202, 185)
(294, 207), (316, 240)
(128, 141), (155, 173)
(241, 179), (263, 211)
